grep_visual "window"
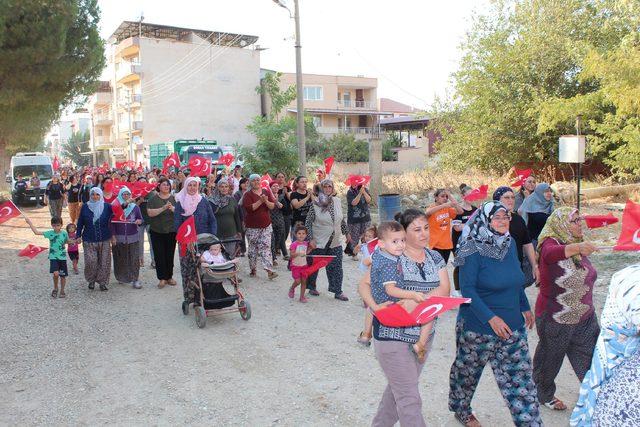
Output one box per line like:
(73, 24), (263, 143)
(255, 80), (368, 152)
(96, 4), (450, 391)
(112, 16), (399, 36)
(311, 115), (322, 128)
(303, 86), (323, 101)
(97, 129), (103, 136)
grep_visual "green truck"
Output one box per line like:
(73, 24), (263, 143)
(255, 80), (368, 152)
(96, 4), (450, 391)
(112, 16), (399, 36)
(149, 139), (226, 169)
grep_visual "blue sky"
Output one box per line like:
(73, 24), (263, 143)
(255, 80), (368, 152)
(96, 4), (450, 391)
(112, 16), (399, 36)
(98, 0), (488, 110)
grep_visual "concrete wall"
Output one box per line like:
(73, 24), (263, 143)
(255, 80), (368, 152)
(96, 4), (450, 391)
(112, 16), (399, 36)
(138, 37), (261, 147)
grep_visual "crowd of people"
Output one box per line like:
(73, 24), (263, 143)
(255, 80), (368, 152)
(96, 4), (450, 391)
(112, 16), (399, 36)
(16, 161), (640, 426)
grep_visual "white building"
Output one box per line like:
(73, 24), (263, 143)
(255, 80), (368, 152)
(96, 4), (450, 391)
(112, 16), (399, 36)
(102, 21), (261, 164)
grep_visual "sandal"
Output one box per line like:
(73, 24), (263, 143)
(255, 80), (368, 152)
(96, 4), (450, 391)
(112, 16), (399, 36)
(544, 397), (567, 411)
(334, 293), (349, 301)
(59, 291), (66, 298)
(158, 280), (166, 289)
(51, 289), (58, 298)
(455, 412), (482, 427)
(167, 279), (177, 286)
(308, 289), (320, 296)
(267, 271), (278, 280)
(357, 332), (372, 347)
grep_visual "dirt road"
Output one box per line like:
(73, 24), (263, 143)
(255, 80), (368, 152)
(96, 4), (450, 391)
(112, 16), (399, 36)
(1, 205), (635, 425)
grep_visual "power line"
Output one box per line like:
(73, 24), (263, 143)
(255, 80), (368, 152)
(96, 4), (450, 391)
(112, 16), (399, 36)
(142, 34), (243, 102)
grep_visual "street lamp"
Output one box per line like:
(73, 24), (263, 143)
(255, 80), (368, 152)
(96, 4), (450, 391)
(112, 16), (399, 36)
(273, 0), (306, 176)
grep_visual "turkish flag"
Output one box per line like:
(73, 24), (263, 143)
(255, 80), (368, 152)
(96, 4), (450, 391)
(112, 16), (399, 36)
(217, 153), (235, 167)
(584, 213), (619, 229)
(464, 184), (489, 202)
(162, 153), (181, 174)
(511, 168), (532, 187)
(111, 200), (127, 222)
(110, 180), (127, 194)
(374, 296), (471, 327)
(52, 156), (60, 171)
(101, 162), (109, 169)
(324, 156), (335, 175)
(614, 200), (640, 251)
(130, 181), (156, 199)
(187, 155), (212, 177)
(0, 201), (21, 224)
(177, 216), (198, 256)
(366, 238), (379, 254)
(136, 162), (144, 173)
(345, 174), (371, 187)
(18, 244), (48, 259)
(287, 178), (295, 191)
(301, 255), (335, 278)
(260, 173), (273, 190)
(115, 161), (126, 169)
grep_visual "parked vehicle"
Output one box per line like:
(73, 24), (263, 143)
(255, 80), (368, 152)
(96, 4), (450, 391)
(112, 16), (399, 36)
(6, 153), (53, 205)
(149, 140), (244, 171)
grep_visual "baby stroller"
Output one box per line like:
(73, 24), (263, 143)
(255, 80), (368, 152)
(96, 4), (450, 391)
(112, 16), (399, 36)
(182, 233), (251, 328)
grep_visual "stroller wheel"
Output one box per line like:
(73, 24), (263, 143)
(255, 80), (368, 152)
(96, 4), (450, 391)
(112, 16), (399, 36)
(195, 306), (207, 328)
(182, 300), (189, 315)
(239, 300), (251, 321)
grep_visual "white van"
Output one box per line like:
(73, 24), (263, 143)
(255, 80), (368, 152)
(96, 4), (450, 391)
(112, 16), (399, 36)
(7, 153), (53, 205)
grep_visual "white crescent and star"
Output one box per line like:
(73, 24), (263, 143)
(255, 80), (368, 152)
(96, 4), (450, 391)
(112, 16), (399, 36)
(415, 303), (443, 322)
(632, 228), (640, 245)
(0, 206), (14, 217)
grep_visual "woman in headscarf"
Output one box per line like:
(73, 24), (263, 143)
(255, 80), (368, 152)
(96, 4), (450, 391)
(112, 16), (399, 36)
(208, 179), (242, 257)
(493, 186), (539, 287)
(518, 182), (554, 246)
(514, 174), (537, 212)
(241, 174), (278, 280)
(76, 187), (113, 291)
(174, 176), (217, 304)
(570, 264), (640, 426)
(532, 207), (599, 411)
(346, 177), (372, 260)
(111, 187), (144, 288)
(448, 201), (541, 427)
(305, 179), (350, 301)
(233, 177), (249, 256)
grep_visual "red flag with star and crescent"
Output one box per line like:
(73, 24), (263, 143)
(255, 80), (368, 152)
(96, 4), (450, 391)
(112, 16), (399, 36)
(583, 213), (619, 229)
(187, 155), (212, 177)
(52, 156), (60, 171)
(374, 296), (471, 327)
(324, 156), (335, 175)
(464, 184), (489, 202)
(18, 244), (48, 259)
(217, 153), (235, 167)
(511, 168), (532, 187)
(301, 255), (335, 278)
(345, 174), (371, 187)
(162, 153), (181, 174)
(614, 200), (640, 251)
(176, 216), (197, 256)
(0, 201), (21, 224)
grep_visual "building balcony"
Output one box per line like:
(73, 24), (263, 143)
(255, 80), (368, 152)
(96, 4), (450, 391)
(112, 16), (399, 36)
(94, 136), (115, 149)
(132, 120), (143, 131)
(94, 111), (113, 126)
(336, 100), (378, 110)
(115, 37), (140, 58)
(317, 127), (384, 139)
(116, 63), (141, 84)
(92, 91), (112, 105)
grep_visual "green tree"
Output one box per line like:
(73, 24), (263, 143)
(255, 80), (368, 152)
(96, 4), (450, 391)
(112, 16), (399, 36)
(243, 71), (319, 175)
(0, 0), (105, 156)
(61, 130), (90, 167)
(431, 0), (632, 173)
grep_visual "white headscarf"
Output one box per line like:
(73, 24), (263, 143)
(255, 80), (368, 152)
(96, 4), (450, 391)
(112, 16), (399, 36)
(87, 187), (105, 223)
(175, 176), (202, 216)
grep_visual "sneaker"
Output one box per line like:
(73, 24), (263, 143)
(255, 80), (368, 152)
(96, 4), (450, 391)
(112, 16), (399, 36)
(88, 282), (95, 290)
(308, 289), (320, 296)
(288, 286), (295, 299)
(299, 296), (309, 303)
(132, 281), (142, 289)
(334, 293), (349, 301)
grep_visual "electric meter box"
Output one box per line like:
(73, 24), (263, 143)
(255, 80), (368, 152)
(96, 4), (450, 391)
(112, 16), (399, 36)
(559, 135), (586, 163)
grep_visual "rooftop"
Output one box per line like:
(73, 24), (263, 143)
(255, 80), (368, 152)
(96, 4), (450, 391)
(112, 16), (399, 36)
(109, 21), (259, 48)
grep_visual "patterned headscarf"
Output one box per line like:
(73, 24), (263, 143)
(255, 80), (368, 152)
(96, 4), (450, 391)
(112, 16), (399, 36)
(492, 186), (513, 202)
(536, 207), (582, 262)
(207, 179), (232, 210)
(314, 179), (334, 212)
(571, 264), (640, 426)
(116, 186), (136, 219)
(454, 201), (511, 267)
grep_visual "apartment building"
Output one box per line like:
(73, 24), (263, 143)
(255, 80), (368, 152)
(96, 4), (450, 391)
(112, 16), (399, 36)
(266, 72), (390, 139)
(96, 21), (261, 163)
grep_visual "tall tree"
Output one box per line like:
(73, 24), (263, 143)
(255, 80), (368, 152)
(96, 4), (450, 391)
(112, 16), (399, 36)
(431, 0), (632, 174)
(0, 0), (105, 159)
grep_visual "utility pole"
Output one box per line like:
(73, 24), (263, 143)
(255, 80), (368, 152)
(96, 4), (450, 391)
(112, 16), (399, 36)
(127, 90), (134, 162)
(89, 112), (97, 165)
(273, 0), (306, 176)
(576, 115), (582, 212)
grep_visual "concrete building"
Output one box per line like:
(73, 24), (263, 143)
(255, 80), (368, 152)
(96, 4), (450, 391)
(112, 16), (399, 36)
(378, 98), (418, 119)
(100, 21), (261, 163)
(45, 109), (90, 159)
(264, 71), (391, 140)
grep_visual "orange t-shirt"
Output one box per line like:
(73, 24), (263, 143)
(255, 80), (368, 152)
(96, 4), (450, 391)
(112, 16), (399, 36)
(427, 206), (457, 250)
